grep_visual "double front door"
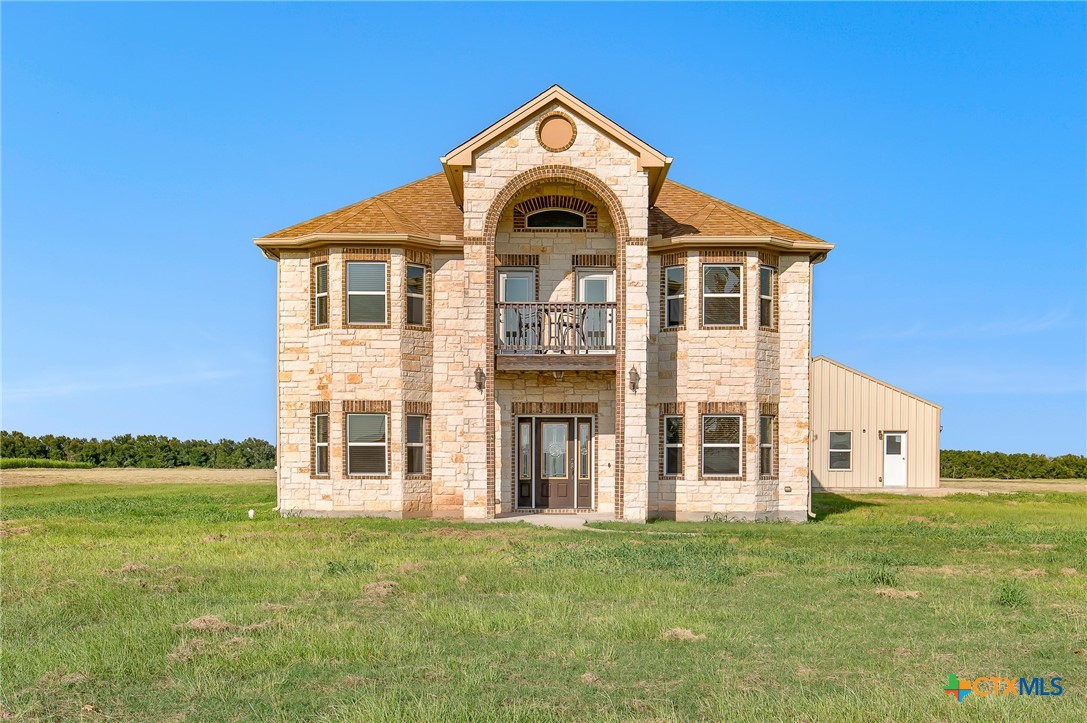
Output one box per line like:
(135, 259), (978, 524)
(516, 417), (593, 509)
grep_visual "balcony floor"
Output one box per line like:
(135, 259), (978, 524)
(495, 353), (616, 372)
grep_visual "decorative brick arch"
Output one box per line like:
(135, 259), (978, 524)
(482, 165), (630, 520)
(513, 196), (598, 232)
(482, 165), (630, 241)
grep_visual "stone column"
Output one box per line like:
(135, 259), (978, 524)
(622, 240), (650, 521)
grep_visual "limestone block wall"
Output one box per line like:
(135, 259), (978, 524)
(645, 250), (810, 521)
(494, 371), (617, 514)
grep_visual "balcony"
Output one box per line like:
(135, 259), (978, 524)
(495, 302), (617, 371)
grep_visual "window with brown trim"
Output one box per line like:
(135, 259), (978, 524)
(406, 414), (427, 476)
(663, 266), (685, 329)
(663, 414), (683, 476)
(702, 264), (743, 327)
(759, 266), (775, 329)
(313, 413), (329, 476)
(406, 263), (426, 327)
(702, 415), (742, 477)
(346, 413), (387, 475)
(312, 262), (329, 328)
(759, 415), (774, 478)
(346, 261), (387, 325)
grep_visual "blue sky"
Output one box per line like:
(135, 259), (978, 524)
(3, 3), (1084, 454)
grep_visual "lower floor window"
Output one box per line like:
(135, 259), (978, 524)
(759, 415), (774, 477)
(406, 415), (426, 475)
(347, 413), (387, 475)
(703, 415), (742, 476)
(829, 431), (852, 470)
(663, 415), (683, 476)
(314, 413), (329, 475)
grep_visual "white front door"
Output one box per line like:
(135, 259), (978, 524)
(883, 432), (908, 487)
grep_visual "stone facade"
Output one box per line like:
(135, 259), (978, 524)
(265, 90), (827, 522)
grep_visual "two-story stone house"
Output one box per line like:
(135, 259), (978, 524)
(255, 86), (834, 522)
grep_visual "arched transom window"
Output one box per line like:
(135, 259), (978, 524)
(513, 195), (598, 232)
(526, 209), (585, 229)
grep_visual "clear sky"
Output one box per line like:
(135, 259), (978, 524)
(3, 2), (1084, 454)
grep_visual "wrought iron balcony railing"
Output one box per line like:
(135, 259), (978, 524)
(496, 302), (617, 355)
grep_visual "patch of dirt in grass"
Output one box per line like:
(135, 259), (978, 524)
(895, 648), (912, 658)
(906, 565), (965, 576)
(456, 575), (468, 583)
(112, 562), (149, 574)
(796, 666), (817, 678)
(1060, 568), (1078, 576)
(1028, 543), (1055, 550)
(396, 562), (426, 574)
(357, 580), (398, 605)
(1009, 568), (1047, 578)
(167, 638), (208, 663)
(0, 520), (41, 537)
(37, 670), (91, 686)
(427, 527), (505, 540)
(661, 627), (705, 642)
(201, 533), (227, 542)
(875, 588), (921, 600)
(178, 615), (272, 633)
(580, 672), (602, 686)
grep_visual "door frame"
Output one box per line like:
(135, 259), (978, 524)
(882, 431), (908, 487)
(514, 414), (595, 510)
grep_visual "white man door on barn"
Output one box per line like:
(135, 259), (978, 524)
(883, 432), (908, 487)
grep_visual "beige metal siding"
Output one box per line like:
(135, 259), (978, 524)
(810, 357), (941, 489)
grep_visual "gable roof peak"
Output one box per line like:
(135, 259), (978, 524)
(441, 86), (672, 207)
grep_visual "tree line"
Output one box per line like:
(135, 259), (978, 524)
(0, 430), (275, 469)
(940, 450), (1087, 480)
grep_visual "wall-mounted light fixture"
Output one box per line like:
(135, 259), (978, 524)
(878, 430), (884, 440)
(474, 366), (485, 392)
(628, 365), (640, 393)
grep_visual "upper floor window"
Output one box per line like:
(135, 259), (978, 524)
(313, 262), (329, 327)
(703, 264), (743, 326)
(526, 209), (585, 229)
(759, 266), (775, 328)
(406, 264), (426, 326)
(664, 266), (685, 329)
(346, 262), (387, 325)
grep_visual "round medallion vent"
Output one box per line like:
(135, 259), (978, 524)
(537, 112), (576, 152)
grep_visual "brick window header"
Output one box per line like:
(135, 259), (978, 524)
(513, 195), (598, 232)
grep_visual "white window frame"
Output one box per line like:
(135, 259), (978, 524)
(759, 415), (774, 478)
(406, 263), (426, 327)
(314, 262), (329, 326)
(702, 263), (743, 327)
(829, 431), (853, 471)
(701, 414), (743, 477)
(314, 413), (329, 476)
(525, 208), (586, 229)
(663, 414), (683, 476)
(346, 413), (388, 476)
(406, 414), (426, 476)
(664, 265), (685, 329)
(759, 266), (774, 328)
(346, 261), (387, 325)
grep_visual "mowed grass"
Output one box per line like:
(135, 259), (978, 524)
(1, 483), (1085, 721)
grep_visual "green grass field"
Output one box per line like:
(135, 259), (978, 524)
(2, 482), (1084, 721)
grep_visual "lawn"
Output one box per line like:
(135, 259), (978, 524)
(1, 482), (1084, 721)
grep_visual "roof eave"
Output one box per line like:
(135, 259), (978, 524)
(649, 235), (834, 257)
(254, 232), (462, 258)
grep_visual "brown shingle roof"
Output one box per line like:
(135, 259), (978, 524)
(260, 173), (824, 244)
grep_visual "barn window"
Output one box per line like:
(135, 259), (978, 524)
(829, 431), (852, 470)
(526, 209), (585, 229)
